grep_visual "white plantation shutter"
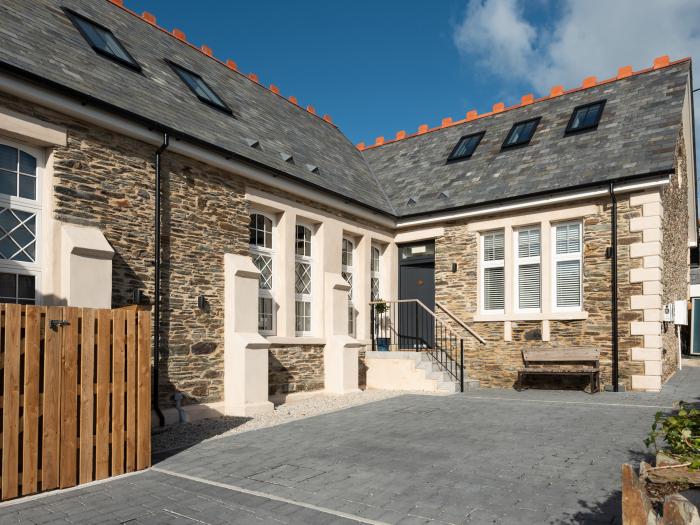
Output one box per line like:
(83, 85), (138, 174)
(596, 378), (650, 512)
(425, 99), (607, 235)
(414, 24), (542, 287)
(516, 227), (541, 310)
(518, 263), (540, 309)
(556, 260), (580, 307)
(482, 231), (505, 311)
(484, 267), (505, 310)
(553, 222), (582, 309)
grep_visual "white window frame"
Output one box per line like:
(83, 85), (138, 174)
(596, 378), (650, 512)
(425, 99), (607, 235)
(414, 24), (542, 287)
(514, 226), (541, 312)
(295, 223), (313, 336)
(551, 220), (583, 312)
(249, 211), (275, 335)
(0, 137), (43, 305)
(342, 237), (355, 336)
(370, 244), (381, 301)
(480, 229), (505, 314)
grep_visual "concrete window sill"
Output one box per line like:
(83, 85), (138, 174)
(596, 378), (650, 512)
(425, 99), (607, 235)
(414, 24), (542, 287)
(266, 336), (326, 345)
(472, 311), (589, 322)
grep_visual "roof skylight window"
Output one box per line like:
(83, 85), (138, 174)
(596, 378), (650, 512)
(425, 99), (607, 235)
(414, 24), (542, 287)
(502, 118), (540, 149)
(566, 101), (605, 134)
(66, 10), (141, 71)
(446, 132), (484, 163)
(168, 62), (231, 114)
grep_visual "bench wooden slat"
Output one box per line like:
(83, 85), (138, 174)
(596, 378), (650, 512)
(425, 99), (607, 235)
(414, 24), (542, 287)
(523, 348), (599, 363)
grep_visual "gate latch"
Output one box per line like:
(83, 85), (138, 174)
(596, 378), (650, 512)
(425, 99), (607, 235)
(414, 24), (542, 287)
(49, 319), (70, 331)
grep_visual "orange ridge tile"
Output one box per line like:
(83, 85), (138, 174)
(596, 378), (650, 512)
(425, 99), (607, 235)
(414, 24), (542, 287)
(358, 54), (688, 151)
(105, 0), (337, 128)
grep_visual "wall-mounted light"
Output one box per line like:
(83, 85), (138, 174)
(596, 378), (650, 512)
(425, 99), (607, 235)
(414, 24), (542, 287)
(132, 289), (143, 305)
(451, 262), (458, 273)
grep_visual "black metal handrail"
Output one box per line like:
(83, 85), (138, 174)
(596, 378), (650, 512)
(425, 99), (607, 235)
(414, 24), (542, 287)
(370, 300), (465, 392)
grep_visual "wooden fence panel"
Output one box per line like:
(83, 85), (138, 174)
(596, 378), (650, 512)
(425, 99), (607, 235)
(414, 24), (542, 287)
(2, 304), (21, 499)
(111, 309), (126, 476)
(125, 310), (137, 473)
(95, 309), (111, 481)
(59, 307), (79, 489)
(22, 306), (41, 496)
(0, 305), (151, 501)
(136, 311), (151, 471)
(42, 306), (62, 492)
(79, 308), (95, 485)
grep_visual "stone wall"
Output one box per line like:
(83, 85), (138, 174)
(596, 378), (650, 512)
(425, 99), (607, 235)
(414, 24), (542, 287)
(268, 345), (325, 396)
(436, 196), (646, 390)
(660, 130), (690, 380)
(0, 92), (331, 406)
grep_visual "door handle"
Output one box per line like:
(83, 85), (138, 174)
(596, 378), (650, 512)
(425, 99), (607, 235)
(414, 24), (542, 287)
(49, 320), (70, 331)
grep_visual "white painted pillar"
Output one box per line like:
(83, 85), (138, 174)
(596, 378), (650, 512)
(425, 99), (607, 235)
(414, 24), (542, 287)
(276, 210), (296, 337)
(224, 253), (274, 416)
(323, 272), (362, 394)
(356, 234), (371, 341)
(60, 224), (114, 308)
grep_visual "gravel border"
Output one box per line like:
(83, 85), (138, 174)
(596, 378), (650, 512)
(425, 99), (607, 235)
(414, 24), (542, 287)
(152, 389), (432, 456)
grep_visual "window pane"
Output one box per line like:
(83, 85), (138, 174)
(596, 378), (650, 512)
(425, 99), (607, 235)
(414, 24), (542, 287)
(252, 253), (272, 290)
(483, 231), (505, 262)
(17, 274), (35, 299)
(518, 263), (540, 309)
(371, 247), (380, 272)
(19, 151), (36, 175)
(556, 260), (581, 307)
(484, 267), (504, 310)
(556, 224), (581, 254)
(518, 228), (540, 258)
(296, 226), (311, 256)
(72, 14), (138, 68)
(19, 175), (36, 200)
(0, 145), (16, 172)
(258, 297), (273, 332)
(0, 272), (15, 298)
(0, 169), (17, 196)
(295, 262), (311, 294)
(371, 277), (380, 300)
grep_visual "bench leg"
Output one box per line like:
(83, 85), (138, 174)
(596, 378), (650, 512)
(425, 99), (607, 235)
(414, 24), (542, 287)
(516, 372), (522, 391)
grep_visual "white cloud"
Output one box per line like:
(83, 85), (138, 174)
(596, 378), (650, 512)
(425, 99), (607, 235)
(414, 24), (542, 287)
(454, 0), (700, 95)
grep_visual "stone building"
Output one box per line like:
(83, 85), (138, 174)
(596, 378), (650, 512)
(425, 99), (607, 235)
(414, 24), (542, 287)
(0, 0), (696, 419)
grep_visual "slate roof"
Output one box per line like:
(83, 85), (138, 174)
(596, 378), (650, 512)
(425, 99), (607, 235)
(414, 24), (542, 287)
(0, 0), (394, 213)
(0, 1), (692, 220)
(363, 60), (691, 217)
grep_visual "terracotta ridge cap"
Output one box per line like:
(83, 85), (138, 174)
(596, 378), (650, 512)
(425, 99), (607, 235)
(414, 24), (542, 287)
(105, 0), (337, 128)
(358, 55), (690, 151)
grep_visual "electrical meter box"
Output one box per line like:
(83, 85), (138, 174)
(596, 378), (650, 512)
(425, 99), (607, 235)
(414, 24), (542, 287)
(674, 300), (688, 325)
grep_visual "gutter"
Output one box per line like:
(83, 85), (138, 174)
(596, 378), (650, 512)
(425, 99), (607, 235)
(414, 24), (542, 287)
(153, 131), (169, 427)
(396, 175), (672, 228)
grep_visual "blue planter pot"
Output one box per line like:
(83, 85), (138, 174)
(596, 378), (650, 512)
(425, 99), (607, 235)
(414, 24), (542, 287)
(376, 338), (390, 352)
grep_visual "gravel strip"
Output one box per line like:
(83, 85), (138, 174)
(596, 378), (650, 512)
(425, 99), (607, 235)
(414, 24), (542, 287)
(153, 389), (429, 455)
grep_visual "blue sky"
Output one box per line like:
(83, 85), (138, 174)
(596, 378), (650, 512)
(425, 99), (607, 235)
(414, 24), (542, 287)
(132, 0), (700, 148)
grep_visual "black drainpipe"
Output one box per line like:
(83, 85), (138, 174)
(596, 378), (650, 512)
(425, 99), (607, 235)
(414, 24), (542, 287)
(609, 182), (619, 392)
(153, 131), (169, 426)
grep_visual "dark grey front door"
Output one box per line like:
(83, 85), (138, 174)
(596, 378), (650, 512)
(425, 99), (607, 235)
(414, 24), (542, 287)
(399, 242), (435, 349)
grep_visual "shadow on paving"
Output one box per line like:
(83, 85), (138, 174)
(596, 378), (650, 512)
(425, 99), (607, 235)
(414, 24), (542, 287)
(152, 415), (253, 462)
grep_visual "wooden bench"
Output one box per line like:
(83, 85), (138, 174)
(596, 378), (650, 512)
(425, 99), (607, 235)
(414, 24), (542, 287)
(516, 347), (601, 394)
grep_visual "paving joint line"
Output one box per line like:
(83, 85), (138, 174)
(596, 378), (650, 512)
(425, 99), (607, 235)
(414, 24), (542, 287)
(152, 467), (390, 525)
(461, 395), (673, 409)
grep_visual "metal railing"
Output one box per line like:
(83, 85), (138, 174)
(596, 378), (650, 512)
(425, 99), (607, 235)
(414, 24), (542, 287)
(370, 299), (465, 392)
(435, 301), (486, 344)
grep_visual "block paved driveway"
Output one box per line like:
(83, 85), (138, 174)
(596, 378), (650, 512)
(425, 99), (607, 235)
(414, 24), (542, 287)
(2, 366), (699, 525)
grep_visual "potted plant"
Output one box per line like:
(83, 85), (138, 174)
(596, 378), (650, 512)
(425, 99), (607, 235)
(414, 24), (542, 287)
(374, 300), (391, 352)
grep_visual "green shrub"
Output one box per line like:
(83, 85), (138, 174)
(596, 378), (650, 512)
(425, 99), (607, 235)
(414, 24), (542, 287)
(645, 402), (700, 469)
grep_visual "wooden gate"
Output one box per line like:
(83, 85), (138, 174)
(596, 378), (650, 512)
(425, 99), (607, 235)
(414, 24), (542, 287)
(0, 304), (152, 500)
